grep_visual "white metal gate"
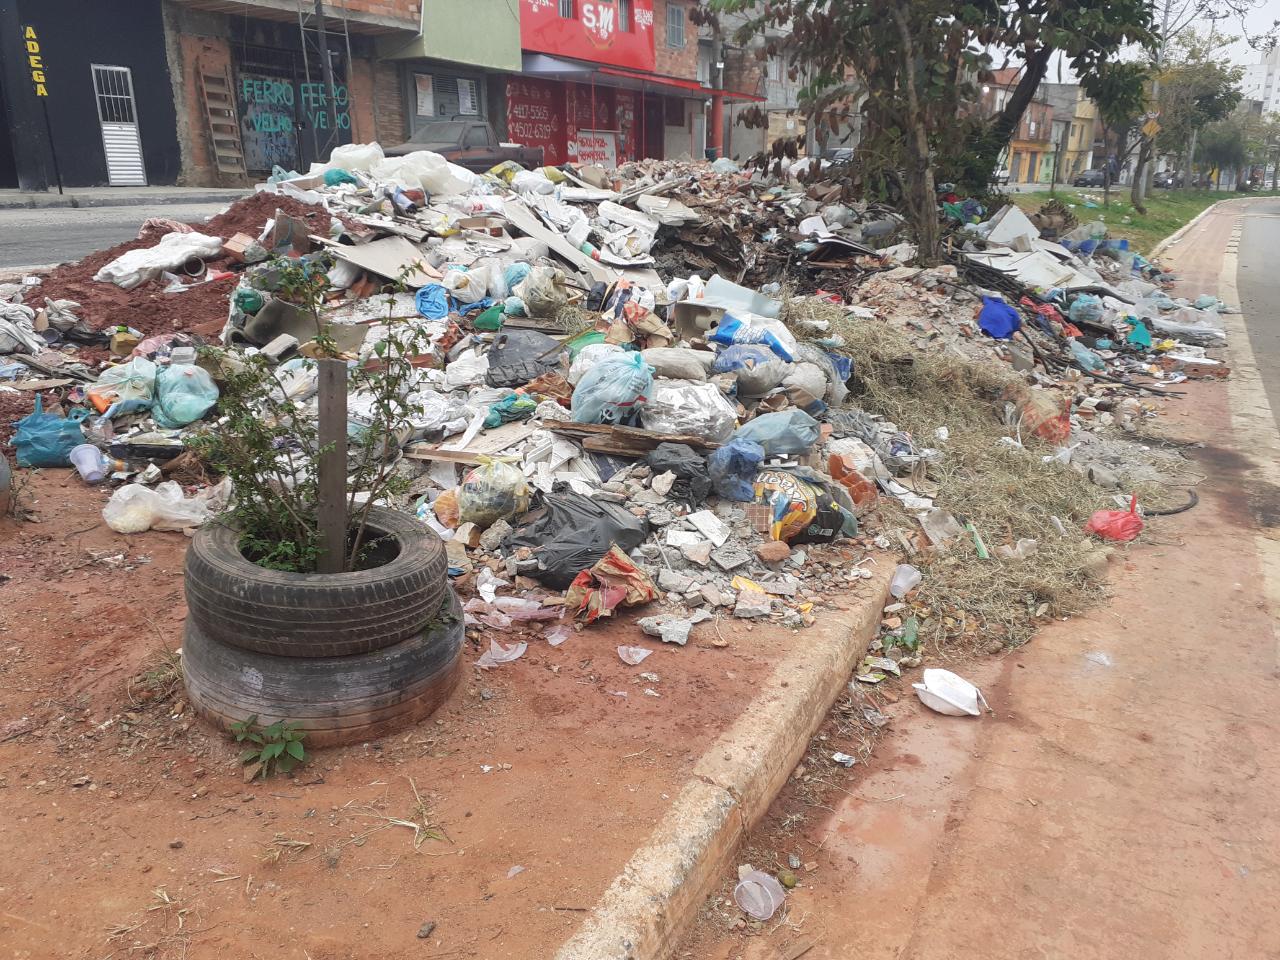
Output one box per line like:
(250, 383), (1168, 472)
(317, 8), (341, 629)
(91, 64), (146, 186)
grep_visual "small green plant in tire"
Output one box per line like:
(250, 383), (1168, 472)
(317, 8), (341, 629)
(231, 714), (307, 780)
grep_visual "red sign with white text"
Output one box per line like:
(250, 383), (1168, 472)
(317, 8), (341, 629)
(521, 0), (656, 71)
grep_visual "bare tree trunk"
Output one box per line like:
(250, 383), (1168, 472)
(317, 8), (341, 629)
(991, 47), (1053, 147)
(1130, 139), (1152, 213)
(892, 8), (938, 263)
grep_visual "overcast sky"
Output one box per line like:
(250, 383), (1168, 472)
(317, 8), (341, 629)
(1215, 0), (1280, 68)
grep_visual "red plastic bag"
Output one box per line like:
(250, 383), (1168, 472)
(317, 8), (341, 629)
(1085, 496), (1143, 542)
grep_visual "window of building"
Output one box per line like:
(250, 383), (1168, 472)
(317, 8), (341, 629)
(619, 0), (633, 31)
(559, 0), (575, 18)
(667, 4), (685, 47)
(1028, 119), (1037, 138)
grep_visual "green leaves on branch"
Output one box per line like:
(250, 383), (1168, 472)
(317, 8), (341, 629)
(231, 714), (307, 780)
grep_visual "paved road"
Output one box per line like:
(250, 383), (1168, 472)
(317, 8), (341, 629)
(1237, 197), (1280, 434)
(0, 202), (233, 270)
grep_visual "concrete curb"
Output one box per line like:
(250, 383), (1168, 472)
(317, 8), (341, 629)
(0, 191), (246, 210)
(555, 563), (893, 960)
(1148, 196), (1253, 259)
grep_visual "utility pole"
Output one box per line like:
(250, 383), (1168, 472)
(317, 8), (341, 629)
(1139, 0), (1176, 203)
(313, 0), (339, 161)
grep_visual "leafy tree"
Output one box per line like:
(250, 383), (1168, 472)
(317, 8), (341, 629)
(711, 0), (1155, 261)
(1152, 31), (1242, 189)
(1199, 115), (1247, 186)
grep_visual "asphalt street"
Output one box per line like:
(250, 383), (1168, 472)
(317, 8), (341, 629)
(1236, 197), (1280, 434)
(0, 202), (234, 270)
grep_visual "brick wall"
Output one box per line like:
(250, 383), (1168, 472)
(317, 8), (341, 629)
(372, 61), (406, 146)
(174, 34), (235, 185)
(654, 0), (698, 79)
(723, 46), (763, 97)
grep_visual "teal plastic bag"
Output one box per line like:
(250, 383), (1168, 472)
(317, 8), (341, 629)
(152, 364), (219, 429)
(13, 395), (90, 467)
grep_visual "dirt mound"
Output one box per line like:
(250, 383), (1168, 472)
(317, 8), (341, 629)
(34, 194), (336, 341)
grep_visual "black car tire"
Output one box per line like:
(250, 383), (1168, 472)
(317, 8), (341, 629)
(182, 590), (464, 747)
(184, 507), (448, 658)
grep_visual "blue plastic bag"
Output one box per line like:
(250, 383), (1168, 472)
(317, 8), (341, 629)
(977, 296), (1021, 340)
(732, 410), (820, 456)
(708, 438), (765, 501)
(13, 395), (89, 467)
(416, 284), (450, 320)
(570, 353), (653, 425)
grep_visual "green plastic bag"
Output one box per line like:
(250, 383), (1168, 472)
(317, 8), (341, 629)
(474, 304), (505, 332)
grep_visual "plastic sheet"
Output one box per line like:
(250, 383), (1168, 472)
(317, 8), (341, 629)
(640, 379), (738, 441)
(89, 357), (157, 417)
(571, 352), (654, 425)
(93, 233), (223, 290)
(640, 347), (711, 381)
(567, 342), (623, 386)
(978, 296), (1022, 339)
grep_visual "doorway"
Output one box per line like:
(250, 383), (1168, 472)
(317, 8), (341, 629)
(91, 64), (146, 186)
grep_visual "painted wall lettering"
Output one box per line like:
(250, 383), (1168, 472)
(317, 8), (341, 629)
(22, 26), (47, 96)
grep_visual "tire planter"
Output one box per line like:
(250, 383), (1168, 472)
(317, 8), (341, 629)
(182, 589), (463, 747)
(184, 506), (448, 658)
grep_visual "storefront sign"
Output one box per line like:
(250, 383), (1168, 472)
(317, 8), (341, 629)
(574, 129), (617, 166)
(521, 0), (655, 71)
(22, 26), (47, 96)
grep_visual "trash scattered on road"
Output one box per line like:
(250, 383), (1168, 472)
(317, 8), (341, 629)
(734, 867), (787, 921)
(912, 668), (989, 717)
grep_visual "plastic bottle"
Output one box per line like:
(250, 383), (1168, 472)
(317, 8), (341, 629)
(1067, 338), (1106, 372)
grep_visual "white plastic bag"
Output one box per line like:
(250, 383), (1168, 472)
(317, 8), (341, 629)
(441, 267), (488, 304)
(641, 379), (738, 441)
(94, 233), (224, 290)
(912, 668), (989, 717)
(511, 169), (556, 195)
(567, 342), (623, 385)
(103, 479), (231, 534)
(326, 142), (383, 172)
(443, 351), (489, 391)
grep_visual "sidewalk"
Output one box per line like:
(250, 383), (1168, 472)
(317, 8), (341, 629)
(0, 185), (248, 210)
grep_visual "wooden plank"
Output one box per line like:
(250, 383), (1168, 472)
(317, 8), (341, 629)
(547, 421), (721, 452)
(316, 359), (348, 574)
(403, 421), (536, 465)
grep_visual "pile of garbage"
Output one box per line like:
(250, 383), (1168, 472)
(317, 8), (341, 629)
(1, 141), (1228, 659)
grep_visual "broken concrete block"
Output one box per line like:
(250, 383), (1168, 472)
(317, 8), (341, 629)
(478, 518), (512, 553)
(699, 583), (727, 607)
(651, 471), (676, 496)
(638, 614), (692, 646)
(733, 591), (773, 618)
(453, 521), (481, 548)
(665, 529), (703, 548)
(687, 509), (731, 547)
(658, 569), (696, 593)
(711, 543), (751, 572)
(681, 541), (713, 566)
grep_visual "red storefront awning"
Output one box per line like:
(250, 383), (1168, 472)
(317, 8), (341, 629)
(597, 66), (765, 103)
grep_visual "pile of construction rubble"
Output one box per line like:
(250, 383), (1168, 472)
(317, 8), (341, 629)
(0, 142), (1229, 662)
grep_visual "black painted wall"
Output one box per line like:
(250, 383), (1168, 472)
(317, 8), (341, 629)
(6, 0), (179, 186)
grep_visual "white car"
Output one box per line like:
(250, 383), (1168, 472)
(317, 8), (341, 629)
(991, 167), (1010, 186)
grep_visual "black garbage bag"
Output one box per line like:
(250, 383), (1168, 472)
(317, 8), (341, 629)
(485, 329), (563, 388)
(509, 487), (649, 589)
(646, 442), (711, 506)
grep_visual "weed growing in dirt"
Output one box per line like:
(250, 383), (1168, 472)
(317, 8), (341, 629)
(230, 714), (306, 780)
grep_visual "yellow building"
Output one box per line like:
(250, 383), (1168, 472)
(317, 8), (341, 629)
(1044, 84), (1097, 181)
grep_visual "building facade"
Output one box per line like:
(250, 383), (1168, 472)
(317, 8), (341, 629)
(1043, 83), (1097, 183)
(982, 70), (1055, 185)
(1242, 47), (1280, 117)
(0, 0), (770, 189)
(0, 0), (183, 189)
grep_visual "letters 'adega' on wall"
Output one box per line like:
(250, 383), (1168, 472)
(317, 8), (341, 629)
(23, 26), (48, 96)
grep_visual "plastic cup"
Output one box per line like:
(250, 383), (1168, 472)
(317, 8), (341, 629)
(69, 444), (108, 484)
(733, 870), (786, 921)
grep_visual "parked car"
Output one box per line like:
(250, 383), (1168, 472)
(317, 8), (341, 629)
(1153, 170), (1183, 188)
(384, 118), (544, 172)
(990, 167), (1010, 186)
(1073, 169), (1107, 187)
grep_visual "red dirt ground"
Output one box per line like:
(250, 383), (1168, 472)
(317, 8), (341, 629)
(0, 469), (885, 960)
